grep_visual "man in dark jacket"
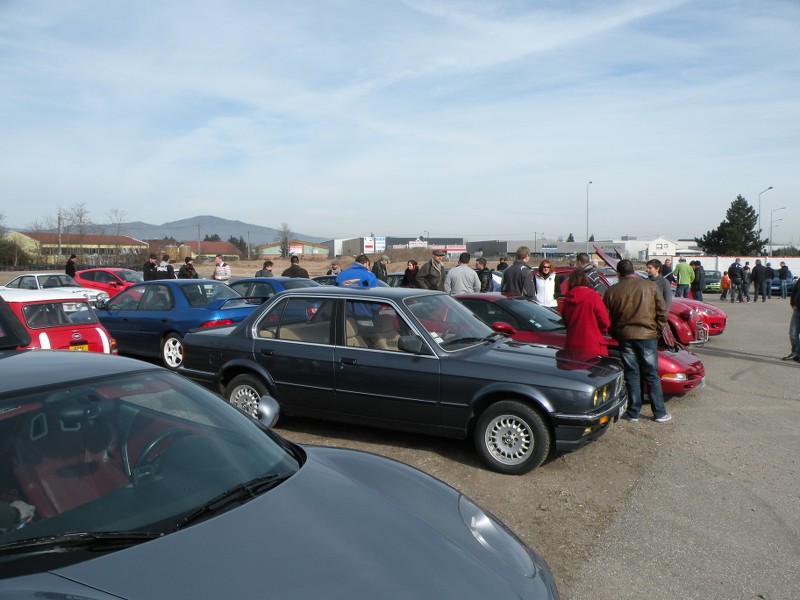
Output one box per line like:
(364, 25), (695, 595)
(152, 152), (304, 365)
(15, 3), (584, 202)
(475, 258), (493, 292)
(417, 250), (446, 291)
(178, 257), (199, 279)
(143, 253), (158, 281)
(778, 261), (790, 299)
(282, 255), (309, 278)
(575, 252), (605, 295)
(65, 254), (77, 278)
(604, 259), (670, 423)
(728, 258), (744, 303)
(690, 261), (705, 301)
(155, 254), (176, 279)
(783, 279), (800, 361)
(765, 262), (775, 299)
(500, 246), (534, 297)
(371, 255), (389, 283)
(751, 259), (768, 302)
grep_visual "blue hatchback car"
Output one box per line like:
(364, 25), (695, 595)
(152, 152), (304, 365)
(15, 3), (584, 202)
(95, 279), (257, 369)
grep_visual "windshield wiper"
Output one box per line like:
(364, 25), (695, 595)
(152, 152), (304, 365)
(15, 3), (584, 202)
(175, 472), (293, 531)
(0, 531), (162, 555)
(440, 336), (489, 348)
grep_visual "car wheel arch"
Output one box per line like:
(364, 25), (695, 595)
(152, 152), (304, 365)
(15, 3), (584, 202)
(218, 361), (277, 398)
(469, 388), (555, 435)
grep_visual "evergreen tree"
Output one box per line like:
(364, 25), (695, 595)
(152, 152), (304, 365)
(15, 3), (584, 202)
(228, 235), (248, 255)
(695, 195), (767, 255)
(203, 234), (221, 242)
(588, 234), (594, 242)
(566, 233), (574, 242)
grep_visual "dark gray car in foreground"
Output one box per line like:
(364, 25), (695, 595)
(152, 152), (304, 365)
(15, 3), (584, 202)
(180, 287), (626, 474)
(0, 346), (559, 598)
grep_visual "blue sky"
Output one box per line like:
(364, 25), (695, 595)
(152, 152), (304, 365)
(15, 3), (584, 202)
(1, 0), (798, 245)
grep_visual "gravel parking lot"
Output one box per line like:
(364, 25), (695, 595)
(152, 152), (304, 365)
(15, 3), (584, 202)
(275, 295), (800, 599)
(4, 267), (798, 598)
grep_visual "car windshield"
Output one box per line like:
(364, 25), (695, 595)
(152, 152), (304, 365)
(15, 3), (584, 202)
(21, 300), (98, 328)
(501, 298), (566, 331)
(0, 369), (300, 554)
(119, 271), (144, 284)
(179, 282), (245, 307)
(37, 275), (80, 289)
(403, 293), (495, 350)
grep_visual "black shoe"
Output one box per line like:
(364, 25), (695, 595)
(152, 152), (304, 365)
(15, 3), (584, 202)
(782, 354), (797, 361)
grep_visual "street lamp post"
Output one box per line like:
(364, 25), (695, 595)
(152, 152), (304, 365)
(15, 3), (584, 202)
(758, 186), (773, 247)
(585, 181), (592, 254)
(770, 206), (786, 256)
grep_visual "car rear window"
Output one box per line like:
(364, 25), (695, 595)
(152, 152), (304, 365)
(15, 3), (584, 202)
(21, 301), (98, 329)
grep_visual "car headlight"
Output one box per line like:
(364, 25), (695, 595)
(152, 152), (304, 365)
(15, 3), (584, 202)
(458, 494), (536, 577)
(661, 372), (688, 381)
(97, 291), (110, 300)
(592, 384), (610, 406)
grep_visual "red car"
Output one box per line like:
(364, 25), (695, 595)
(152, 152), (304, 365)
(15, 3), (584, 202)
(673, 297), (727, 336)
(0, 289), (117, 354)
(457, 293), (705, 395)
(554, 266), (708, 346)
(73, 267), (144, 298)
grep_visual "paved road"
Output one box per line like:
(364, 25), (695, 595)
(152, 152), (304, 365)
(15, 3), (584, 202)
(568, 295), (800, 600)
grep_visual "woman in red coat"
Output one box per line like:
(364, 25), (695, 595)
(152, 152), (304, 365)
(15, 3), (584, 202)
(560, 268), (610, 359)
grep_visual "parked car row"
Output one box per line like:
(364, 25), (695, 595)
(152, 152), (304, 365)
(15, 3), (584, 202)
(0, 298), (559, 598)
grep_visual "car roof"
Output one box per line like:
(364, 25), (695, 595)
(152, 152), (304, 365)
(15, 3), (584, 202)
(234, 276), (319, 284)
(77, 267), (139, 273)
(0, 289), (97, 303)
(454, 292), (518, 303)
(265, 286), (444, 300)
(0, 350), (158, 394)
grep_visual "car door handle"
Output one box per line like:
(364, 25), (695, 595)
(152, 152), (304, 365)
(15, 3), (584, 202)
(340, 358), (357, 366)
(260, 349), (274, 356)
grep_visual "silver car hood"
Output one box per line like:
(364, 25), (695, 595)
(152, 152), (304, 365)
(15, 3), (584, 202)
(3, 447), (555, 599)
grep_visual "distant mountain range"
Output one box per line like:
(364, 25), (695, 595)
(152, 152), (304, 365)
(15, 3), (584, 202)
(82, 215), (326, 246)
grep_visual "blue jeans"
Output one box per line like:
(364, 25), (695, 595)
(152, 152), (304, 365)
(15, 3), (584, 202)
(619, 338), (667, 419)
(790, 309), (800, 356)
(781, 280), (788, 299)
(675, 284), (690, 298)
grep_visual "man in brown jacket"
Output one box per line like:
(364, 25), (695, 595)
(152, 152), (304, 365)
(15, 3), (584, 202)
(604, 259), (671, 423)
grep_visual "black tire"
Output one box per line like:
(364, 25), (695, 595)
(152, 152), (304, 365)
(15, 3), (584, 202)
(226, 374), (267, 419)
(161, 333), (184, 370)
(474, 401), (551, 475)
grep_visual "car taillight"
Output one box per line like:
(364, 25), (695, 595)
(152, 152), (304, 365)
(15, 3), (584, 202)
(200, 319), (235, 328)
(110, 337), (119, 355)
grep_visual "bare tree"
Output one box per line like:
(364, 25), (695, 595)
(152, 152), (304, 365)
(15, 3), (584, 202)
(65, 202), (93, 236)
(276, 222), (293, 258)
(107, 208), (128, 262)
(0, 211), (6, 237)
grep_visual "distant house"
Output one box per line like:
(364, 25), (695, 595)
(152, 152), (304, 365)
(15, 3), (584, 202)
(257, 240), (329, 260)
(5, 231), (149, 266)
(178, 240), (242, 263)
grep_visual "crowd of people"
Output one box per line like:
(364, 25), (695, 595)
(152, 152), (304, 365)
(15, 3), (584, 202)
(120, 246), (798, 391)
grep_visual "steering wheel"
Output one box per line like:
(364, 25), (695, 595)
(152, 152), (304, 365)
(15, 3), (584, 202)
(132, 427), (194, 474)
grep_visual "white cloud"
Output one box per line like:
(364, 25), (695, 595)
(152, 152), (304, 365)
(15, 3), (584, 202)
(0, 0), (798, 246)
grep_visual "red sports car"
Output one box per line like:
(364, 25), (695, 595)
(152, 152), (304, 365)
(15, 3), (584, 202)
(457, 293), (705, 396)
(673, 297), (727, 336)
(74, 267), (144, 298)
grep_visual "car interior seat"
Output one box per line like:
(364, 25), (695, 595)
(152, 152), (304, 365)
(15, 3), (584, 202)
(12, 396), (128, 517)
(345, 317), (368, 348)
(370, 313), (400, 351)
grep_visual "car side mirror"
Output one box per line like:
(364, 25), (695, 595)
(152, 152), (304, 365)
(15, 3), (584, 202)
(258, 395), (281, 428)
(398, 335), (425, 355)
(490, 321), (517, 336)
(95, 298), (108, 309)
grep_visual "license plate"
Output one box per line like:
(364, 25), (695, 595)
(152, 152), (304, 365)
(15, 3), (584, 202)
(69, 344), (89, 352)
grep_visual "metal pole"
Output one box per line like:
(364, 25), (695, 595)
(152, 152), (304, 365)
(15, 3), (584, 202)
(585, 181), (592, 254)
(770, 206), (786, 256)
(758, 186), (773, 250)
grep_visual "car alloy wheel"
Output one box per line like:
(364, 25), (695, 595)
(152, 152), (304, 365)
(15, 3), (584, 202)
(161, 333), (184, 370)
(474, 400), (550, 475)
(226, 374), (267, 419)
